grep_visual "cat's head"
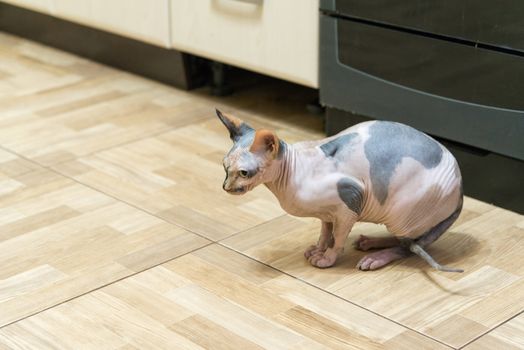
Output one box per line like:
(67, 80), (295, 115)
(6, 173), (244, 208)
(216, 109), (281, 195)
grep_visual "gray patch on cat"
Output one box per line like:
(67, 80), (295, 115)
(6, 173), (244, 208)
(337, 177), (364, 215)
(320, 133), (358, 159)
(228, 130), (256, 156)
(277, 140), (287, 159)
(237, 123), (255, 140)
(236, 129), (256, 148)
(365, 121), (443, 205)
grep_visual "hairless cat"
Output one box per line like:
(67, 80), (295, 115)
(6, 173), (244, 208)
(216, 109), (463, 272)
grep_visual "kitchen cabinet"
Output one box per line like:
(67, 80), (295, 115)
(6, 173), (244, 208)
(2, 0), (171, 47)
(171, 0), (319, 88)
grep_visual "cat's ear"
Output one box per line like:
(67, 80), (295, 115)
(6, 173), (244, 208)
(250, 129), (279, 158)
(216, 109), (253, 142)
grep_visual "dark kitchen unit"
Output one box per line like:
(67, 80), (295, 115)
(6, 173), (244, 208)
(319, 0), (524, 213)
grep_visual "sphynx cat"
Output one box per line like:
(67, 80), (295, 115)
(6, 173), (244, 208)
(216, 109), (463, 272)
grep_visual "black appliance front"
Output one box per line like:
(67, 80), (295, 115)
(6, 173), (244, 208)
(320, 0), (524, 162)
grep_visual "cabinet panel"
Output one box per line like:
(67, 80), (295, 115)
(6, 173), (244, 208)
(49, 0), (171, 47)
(0, 0), (53, 13)
(333, 0), (524, 52)
(337, 20), (524, 110)
(171, 0), (319, 87)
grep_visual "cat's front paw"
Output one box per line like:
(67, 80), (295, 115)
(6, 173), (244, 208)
(308, 249), (338, 268)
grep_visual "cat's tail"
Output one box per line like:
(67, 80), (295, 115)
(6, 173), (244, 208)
(409, 242), (464, 273)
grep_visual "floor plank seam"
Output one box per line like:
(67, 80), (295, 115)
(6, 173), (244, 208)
(0, 167), (40, 180)
(46, 115), (214, 170)
(215, 214), (288, 244)
(0, 241), (216, 330)
(457, 308), (524, 350)
(217, 242), (456, 350)
(0, 145), (213, 241)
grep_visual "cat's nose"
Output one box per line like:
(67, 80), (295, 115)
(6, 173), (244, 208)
(222, 181), (229, 191)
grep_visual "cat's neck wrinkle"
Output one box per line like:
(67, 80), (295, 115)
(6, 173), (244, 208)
(266, 142), (295, 194)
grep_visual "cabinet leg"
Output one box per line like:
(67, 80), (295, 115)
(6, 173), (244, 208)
(306, 97), (325, 115)
(210, 61), (234, 96)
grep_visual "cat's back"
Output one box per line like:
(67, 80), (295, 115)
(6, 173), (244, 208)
(295, 121), (371, 158)
(313, 120), (452, 180)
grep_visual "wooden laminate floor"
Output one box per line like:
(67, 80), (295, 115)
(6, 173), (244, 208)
(0, 32), (523, 350)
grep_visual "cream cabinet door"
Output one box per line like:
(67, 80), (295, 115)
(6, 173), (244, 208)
(0, 0), (53, 13)
(170, 0), (319, 88)
(48, 0), (171, 47)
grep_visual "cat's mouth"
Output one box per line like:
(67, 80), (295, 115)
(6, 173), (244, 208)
(226, 187), (247, 195)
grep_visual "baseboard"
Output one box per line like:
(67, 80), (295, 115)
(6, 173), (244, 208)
(0, 2), (207, 90)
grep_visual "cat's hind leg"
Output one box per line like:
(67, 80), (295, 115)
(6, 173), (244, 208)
(356, 246), (410, 270)
(354, 235), (400, 251)
(357, 199), (464, 272)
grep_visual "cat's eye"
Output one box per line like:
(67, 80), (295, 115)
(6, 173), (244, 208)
(238, 170), (248, 178)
